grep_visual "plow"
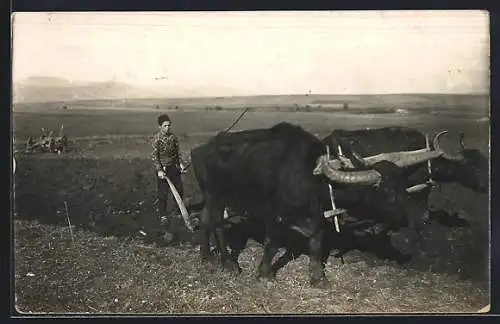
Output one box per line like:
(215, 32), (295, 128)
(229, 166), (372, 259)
(24, 124), (69, 155)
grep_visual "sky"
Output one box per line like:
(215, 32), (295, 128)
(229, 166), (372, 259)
(12, 11), (489, 96)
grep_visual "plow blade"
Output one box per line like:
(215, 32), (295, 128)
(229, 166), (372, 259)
(164, 175), (194, 232)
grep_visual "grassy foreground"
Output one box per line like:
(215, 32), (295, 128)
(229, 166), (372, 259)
(14, 220), (489, 314)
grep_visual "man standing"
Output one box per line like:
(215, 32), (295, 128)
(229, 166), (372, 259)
(151, 114), (186, 230)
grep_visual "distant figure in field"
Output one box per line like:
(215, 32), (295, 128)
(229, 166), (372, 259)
(151, 114), (186, 230)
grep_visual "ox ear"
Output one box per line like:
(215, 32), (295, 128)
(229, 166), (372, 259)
(371, 160), (405, 181)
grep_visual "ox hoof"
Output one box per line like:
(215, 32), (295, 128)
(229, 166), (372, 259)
(257, 269), (277, 280)
(396, 254), (413, 265)
(201, 254), (218, 265)
(257, 274), (277, 285)
(333, 250), (347, 258)
(257, 273), (276, 281)
(257, 277), (277, 286)
(160, 231), (175, 243)
(257, 264), (277, 280)
(310, 277), (330, 289)
(223, 260), (242, 274)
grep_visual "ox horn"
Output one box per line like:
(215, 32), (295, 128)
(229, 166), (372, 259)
(326, 149), (443, 170)
(312, 131), (459, 185)
(313, 155), (381, 185)
(323, 131), (453, 171)
(377, 148), (444, 168)
(314, 148), (443, 185)
(433, 131), (464, 161)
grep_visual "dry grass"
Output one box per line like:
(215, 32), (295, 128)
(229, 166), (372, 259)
(14, 220), (489, 314)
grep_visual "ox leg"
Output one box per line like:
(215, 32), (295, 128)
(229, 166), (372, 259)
(200, 202), (240, 273)
(320, 245), (332, 267)
(214, 226), (242, 274)
(258, 236), (280, 280)
(309, 228), (329, 288)
(226, 234), (248, 266)
(199, 207), (214, 263)
(407, 196), (431, 257)
(271, 250), (295, 276)
(229, 247), (243, 265)
(271, 247), (329, 277)
(258, 219), (280, 279)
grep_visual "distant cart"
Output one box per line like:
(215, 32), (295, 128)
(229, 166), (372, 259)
(25, 124), (69, 155)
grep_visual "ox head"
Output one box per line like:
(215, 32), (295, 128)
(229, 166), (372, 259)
(313, 154), (431, 232)
(314, 130), (488, 194)
(355, 160), (429, 232)
(432, 131), (489, 193)
(312, 131), (447, 186)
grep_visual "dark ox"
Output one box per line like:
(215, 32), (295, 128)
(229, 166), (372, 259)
(190, 122), (439, 287)
(321, 126), (489, 224)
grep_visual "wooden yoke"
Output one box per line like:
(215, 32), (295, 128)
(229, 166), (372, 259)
(323, 144), (345, 233)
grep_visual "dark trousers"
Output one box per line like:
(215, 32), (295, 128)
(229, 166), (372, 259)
(156, 166), (184, 218)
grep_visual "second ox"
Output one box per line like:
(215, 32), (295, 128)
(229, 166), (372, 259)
(320, 126), (488, 224)
(215, 125), (488, 270)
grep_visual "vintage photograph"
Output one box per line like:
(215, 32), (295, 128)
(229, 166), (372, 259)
(11, 11), (490, 314)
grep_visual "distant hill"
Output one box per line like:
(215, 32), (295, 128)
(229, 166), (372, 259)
(12, 77), (247, 103)
(12, 77), (489, 114)
(17, 76), (83, 87)
(13, 77), (148, 103)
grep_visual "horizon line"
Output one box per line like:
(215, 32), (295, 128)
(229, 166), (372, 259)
(12, 92), (490, 105)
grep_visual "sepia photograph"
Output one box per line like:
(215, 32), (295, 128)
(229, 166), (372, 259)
(11, 10), (490, 314)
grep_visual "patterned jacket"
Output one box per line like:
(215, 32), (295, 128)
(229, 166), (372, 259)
(151, 132), (181, 172)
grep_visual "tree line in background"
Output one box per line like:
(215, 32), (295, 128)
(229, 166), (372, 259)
(57, 102), (351, 112)
(159, 102), (350, 112)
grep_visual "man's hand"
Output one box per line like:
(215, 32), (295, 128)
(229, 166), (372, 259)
(157, 170), (167, 179)
(180, 163), (187, 174)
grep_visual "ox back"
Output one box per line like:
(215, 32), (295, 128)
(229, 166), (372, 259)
(192, 123), (328, 225)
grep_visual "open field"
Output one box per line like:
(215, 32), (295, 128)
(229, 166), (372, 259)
(13, 93), (489, 115)
(12, 97), (490, 314)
